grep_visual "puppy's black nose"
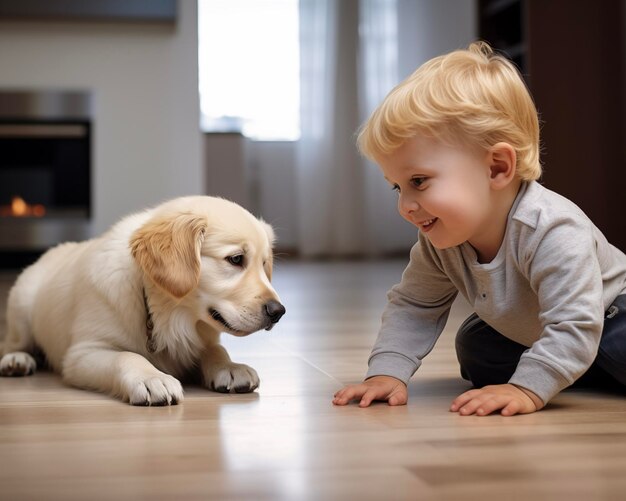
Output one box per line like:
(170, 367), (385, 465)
(265, 300), (286, 324)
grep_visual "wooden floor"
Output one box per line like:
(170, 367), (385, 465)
(2, 260), (626, 500)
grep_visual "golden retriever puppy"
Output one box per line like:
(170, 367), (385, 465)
(0, 196), (285, 405)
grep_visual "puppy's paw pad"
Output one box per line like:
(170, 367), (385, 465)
(0, 352), (37, 377)
(127, 374), (184, 406)
(206, 363), (259, 394)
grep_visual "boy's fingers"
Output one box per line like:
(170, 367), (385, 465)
(360, 386), (390, 407)
(387, 394), (406, 406)
(334, 381), (405, 407)
(450, 390), (478, 411)
(359, 388), (377, 407)
(333, 385), (368, 405)
(458, 394), (491, 415)
(335, 388), (353, 399)
(476, 397), (505, 416)
(458, 402), (478, 415)
(332, 389), (350, 405)
(501, 400), (521, 416)
(388, 388), (408, 406)
(475, 396), (522, 416)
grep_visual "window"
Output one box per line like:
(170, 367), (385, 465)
(198, 0), (300, 141)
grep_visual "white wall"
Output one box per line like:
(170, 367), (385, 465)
(249, 141), (298, 249)
(0, 1), (202, 235)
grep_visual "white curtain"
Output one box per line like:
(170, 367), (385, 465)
(296, 0), (417, 258)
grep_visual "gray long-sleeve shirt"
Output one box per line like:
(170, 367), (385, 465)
(366, 181), (626, 403)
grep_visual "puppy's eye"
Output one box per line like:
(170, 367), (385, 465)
(226, 254), (244, 267)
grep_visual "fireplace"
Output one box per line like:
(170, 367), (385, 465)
(0, 90), (92, 268)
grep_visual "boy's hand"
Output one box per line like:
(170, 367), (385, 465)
(333, 375), (408, 407)
(450, 383), (544, 416)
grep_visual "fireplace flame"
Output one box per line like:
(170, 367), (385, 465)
(0, 196), (46, 217)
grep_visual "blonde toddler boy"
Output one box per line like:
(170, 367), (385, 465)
(332, 42), (626, 416)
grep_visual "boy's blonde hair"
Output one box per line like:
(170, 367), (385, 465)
(357, 41), (541, 181)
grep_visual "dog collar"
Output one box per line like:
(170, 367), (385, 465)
(143, 287), (157, 353)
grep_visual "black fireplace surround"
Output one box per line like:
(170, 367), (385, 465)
(0, 90), (92, 268)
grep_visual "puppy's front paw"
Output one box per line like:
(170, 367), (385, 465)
(124, 373), (184, 406)
(205, 362), (259, 393)
(0, 352), (37, 377)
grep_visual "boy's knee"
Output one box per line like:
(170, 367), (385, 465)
(595, 295), (626, 386)
(455, 314), (526, 387)
(455, 314), (487, 382)
(455, 313), (484, 357)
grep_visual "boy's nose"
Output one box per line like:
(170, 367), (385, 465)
(398, 194), (420, 218)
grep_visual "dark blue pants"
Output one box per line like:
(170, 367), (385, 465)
(455, 294), (626, 390)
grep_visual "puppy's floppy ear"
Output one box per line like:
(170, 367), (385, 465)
(260, 219), (276, 246)
(130, 212), (208, 299)
(261, 219), (275, 280)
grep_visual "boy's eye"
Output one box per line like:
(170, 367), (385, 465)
(391, 184), (400, 194)
(411, 177), (427, 188)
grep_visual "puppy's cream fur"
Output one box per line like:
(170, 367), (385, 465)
(0, 196), (284, 405)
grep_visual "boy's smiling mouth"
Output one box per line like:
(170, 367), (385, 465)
(418, 218), (438, 232)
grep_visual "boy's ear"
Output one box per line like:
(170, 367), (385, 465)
(488, 142), (517, 190)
